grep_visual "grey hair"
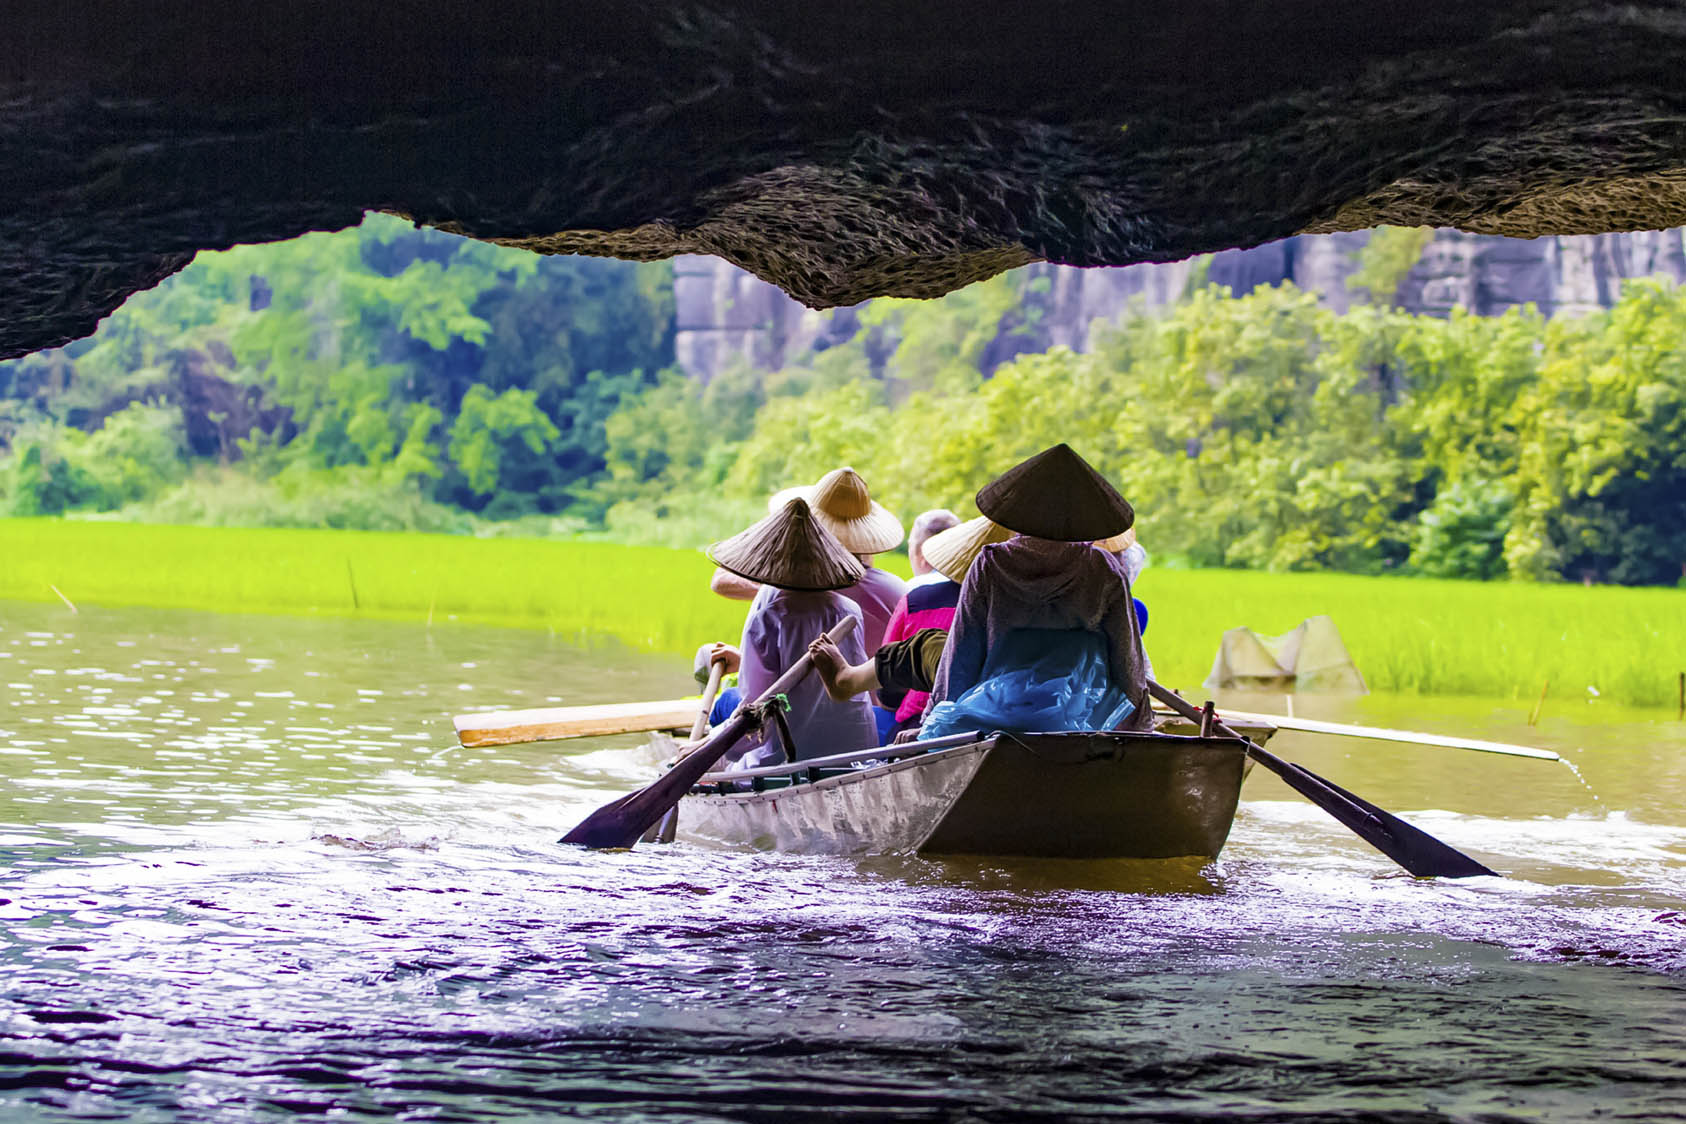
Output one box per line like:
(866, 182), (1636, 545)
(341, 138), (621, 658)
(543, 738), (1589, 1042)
(908, 509), (961, 556)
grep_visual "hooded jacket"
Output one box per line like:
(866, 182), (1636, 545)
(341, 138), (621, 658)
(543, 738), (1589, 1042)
(924, 536), (1151, 731)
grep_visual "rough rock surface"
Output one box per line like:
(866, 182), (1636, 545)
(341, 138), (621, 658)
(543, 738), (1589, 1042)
(671, 228), (1686, 379)
(1401, 229), (1686, 317)
(7, 1), (1686, 360)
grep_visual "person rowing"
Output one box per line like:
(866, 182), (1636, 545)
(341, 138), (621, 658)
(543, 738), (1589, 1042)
(811, 444), (1151, 737)
(699, 497), (878, 770)
(708, 466), (908, 654)
(806, 528), (1151, 713)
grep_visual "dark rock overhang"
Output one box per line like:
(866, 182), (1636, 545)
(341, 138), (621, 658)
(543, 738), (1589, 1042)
(5, 1), (1686, 360)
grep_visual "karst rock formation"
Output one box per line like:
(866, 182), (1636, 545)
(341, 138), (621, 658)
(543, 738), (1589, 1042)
(6, 1), (1686, 361)
(672, 228), (1686, 380)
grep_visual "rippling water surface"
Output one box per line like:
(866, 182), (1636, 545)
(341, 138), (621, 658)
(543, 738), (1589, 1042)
(3, 600), (1684, 1122)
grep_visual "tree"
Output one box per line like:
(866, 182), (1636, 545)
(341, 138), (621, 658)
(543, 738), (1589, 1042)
(0, 212), (675, 526)
(1506, 280), (1686, 584)
(1347, 227), (1434, 307)
(1410, 479), (1513, 579)
(77, 403), (188, 505)
(447, 384), (562, 507)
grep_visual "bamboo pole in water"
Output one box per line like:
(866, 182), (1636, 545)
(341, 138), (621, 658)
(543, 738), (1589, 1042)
(1528, 679), (1549, 727)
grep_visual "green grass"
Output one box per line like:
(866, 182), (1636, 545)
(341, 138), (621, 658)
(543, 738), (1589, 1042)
(0, 518), (904, 655)
(1137, 567), (1686, 710)
(3, 518), (1682, 709)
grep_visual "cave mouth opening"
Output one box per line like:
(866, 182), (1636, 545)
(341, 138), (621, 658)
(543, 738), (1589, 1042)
(9, 2), (1686, 362)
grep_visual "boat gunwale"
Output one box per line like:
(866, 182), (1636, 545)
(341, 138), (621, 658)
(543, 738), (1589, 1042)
(685, 740), (995, 806)
(685, 729), (1251, 806)
(677, 709), (1275, 789)
(693, 730), (985, 784)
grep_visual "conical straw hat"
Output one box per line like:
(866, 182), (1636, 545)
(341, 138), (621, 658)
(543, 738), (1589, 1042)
(708, 498), (865, 591)
(921, 516), (1014, 584)
(765, 467), (904, 554)
(1093, 526), (1138, 553)
(976, 444), (1134, 541)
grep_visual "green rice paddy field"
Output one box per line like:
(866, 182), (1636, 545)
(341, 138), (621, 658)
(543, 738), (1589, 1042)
(3, 518), (1683, 710)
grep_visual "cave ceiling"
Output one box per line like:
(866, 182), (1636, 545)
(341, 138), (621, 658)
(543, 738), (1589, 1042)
(5, 1), (1686, 359)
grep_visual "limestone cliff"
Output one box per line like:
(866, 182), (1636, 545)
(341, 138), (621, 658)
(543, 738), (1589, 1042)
(673, 228), (1686, 380)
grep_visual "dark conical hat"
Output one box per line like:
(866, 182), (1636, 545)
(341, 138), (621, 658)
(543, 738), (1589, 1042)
(975, 444), (1134, 541)
(708, 498), (866, 591)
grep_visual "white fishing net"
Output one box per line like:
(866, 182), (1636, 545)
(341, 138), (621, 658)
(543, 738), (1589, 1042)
(1203, 614), (1367, 693)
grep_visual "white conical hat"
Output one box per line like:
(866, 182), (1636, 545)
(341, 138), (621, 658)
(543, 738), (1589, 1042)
(766, 467), (903, 554)
(920, 516), (1014, 585)
(708, 498), (865, 591)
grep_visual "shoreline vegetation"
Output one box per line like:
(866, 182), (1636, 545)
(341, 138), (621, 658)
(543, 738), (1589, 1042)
(5, 214), (1686, 588)
(4, 519), (1682, 711)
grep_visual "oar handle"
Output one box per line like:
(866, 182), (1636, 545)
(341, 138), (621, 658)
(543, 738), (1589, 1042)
(1150, 681), (1362, 808)
(1149, 681), (1245, 743)
(690, 659), (728, 742)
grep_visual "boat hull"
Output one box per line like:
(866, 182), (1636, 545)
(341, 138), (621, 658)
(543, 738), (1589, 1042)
(677, 731), (1250, 860)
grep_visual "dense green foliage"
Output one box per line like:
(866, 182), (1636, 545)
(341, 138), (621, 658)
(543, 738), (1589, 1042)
(0, 213), (673, 529)
(595, 275), (1686, 586)
(4, 214), (1686, 587)
(3, 519), (1680, 709)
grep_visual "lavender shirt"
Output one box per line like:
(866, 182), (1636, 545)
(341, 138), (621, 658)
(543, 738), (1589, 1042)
(726, 589), (878, 769)
(846, 564), (909, 655)
(747, 564), (907, 655)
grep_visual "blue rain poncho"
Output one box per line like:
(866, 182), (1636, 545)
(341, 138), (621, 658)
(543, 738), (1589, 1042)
(921, 628), (1137, 739)
(923, 537), (1151, 733)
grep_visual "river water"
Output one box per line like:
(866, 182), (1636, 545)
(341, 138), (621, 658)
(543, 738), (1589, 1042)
(2, 600), (1683, 1122)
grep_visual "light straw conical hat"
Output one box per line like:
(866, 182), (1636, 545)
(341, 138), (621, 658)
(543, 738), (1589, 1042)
(920, 516), (1014, 585)
(765, 467), (903, 554)
(976, 444), (1133, 541)
(1093, 526), (1138, 553)
(708, 497), (865, 591)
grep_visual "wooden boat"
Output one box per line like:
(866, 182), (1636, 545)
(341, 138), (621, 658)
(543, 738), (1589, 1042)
(672, 715), (1277, 860)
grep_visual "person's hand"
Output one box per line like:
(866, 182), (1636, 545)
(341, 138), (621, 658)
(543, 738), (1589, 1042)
(891, 727), (922, 745)
(707, 642), (741, 675)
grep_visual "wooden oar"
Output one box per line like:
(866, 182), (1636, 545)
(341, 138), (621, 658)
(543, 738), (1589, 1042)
(1149, 681), (1496, 878)
(1212, 708), (1560, 762)
(561, 617), (857, 850)
(640, 657), (729, 845)
(455, 698), (701, 748)
(689, 659), (728, 741)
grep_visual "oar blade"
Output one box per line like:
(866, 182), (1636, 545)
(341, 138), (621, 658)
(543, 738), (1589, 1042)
(559, 791), (643, 849)
(560, 711), (752, 849)
(1251, 749), (1496, 878)
(1304, 765), (1496, 878)
(1147, 679), (1497, 879)
(558, 616), (859, 851)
